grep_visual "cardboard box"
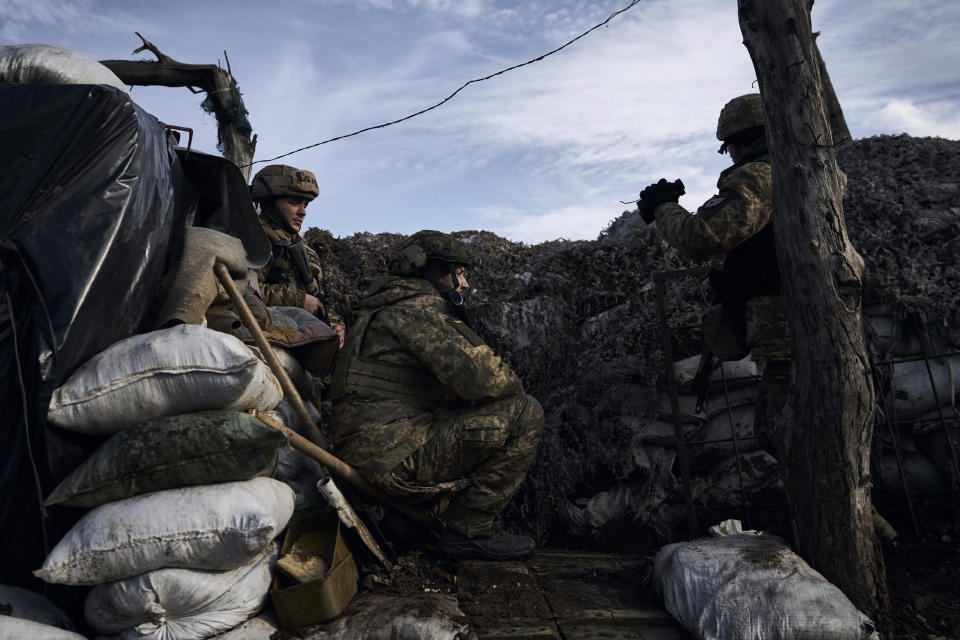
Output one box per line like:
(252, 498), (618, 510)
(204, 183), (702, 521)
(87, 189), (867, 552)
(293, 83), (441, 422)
(271, 510), (358, 630)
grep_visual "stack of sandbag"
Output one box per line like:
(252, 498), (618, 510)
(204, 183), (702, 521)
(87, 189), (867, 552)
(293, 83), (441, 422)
(864, 304), (960, 487)
(40, 324), (297, 639)
(567, 355), (780, 539)
(0, 584), (85, 639)
(654, 519), (880, 640)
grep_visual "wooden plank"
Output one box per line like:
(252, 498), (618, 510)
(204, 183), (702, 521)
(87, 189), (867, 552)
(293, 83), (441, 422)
(559, 609), (678, 626)
(476, 626), (558, 640)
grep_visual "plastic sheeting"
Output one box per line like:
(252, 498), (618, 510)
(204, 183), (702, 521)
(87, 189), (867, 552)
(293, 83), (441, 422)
(0, 44), (129, 94)
(1, 81), (191, 587)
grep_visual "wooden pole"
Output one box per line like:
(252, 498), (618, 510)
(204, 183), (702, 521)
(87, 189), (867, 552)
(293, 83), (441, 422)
(213, 262), (326, 447)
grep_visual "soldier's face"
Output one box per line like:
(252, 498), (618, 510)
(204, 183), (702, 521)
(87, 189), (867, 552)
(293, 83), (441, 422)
(275, 197), (310, 231)
(438, 266), (469, 293)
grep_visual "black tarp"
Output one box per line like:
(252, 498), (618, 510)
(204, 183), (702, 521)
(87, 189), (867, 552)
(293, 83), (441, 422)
(0, 83), (191, 586)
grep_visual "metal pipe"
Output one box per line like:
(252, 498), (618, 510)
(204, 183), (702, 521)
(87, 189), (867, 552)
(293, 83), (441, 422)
(655, 272), (698, 538)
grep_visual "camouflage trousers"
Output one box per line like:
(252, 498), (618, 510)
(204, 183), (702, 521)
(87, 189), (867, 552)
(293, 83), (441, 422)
(393, 393), (544, 536)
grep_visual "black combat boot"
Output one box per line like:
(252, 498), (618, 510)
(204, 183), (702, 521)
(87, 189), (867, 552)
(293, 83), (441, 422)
(438, 529), (535, 561)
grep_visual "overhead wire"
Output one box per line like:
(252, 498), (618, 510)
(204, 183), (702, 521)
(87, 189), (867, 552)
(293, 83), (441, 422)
(247, 0), (644, 167)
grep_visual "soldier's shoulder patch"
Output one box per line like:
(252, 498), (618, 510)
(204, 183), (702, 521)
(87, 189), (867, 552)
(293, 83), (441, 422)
(445, 316), (484, 347)
(700, 194), (728, 209)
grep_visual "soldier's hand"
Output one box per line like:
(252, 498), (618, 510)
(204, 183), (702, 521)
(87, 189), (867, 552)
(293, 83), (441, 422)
(638, 178), (685, 224)
(304, 294), (323, 316)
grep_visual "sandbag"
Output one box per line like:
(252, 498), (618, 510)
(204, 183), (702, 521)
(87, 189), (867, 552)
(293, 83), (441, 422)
(0, 583), (76, 630)
(0, 43), (129, 93)
(309, 593), (473, 640)
(638, 403), (757, 467)
(880, 449), (944, 492)
(45, 411), (285, 508)
(47, 324), (283, 434)
(0, 616), (86, 640)
(36, 477), (294, 585)
(881, 357), (958, 421)
(211, 613), (279, 639)
(85, 545), (277, 640)
(276, 443), (328, 512)
(689, 405), (757, 467)
(673, 354), (758, 389)
(657, 385), (756, 421)
(654, 526), (879, 640)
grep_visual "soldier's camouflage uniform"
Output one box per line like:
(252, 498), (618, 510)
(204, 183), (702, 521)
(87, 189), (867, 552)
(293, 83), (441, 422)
(654, 148), (790, 454)
(256, 218), (341, 325)
(330, 276), (544, 535)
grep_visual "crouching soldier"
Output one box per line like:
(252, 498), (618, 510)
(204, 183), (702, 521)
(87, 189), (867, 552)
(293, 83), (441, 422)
(330, 230), (544, 560)
(250, 164), (344, 346)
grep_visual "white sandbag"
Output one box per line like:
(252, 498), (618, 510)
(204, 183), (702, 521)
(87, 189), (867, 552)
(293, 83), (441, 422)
(0, 44), (129, 94)
(0, 583), (76, 630)
(657, 385), (756, 422)
(0, 616), (87, 640)
(673, 354), (758, 388)
(210, 613), (278, 639)
(689, 404), (757, 466)
(654, 525), (879, 640)
(85, 545), (277, 640)
(47, 324), (283, 434)
(248, 344), (318, 401)
(690, 450), (782, 506)
(638, 403), (757, 466)
(882, 357), (958, 421)
(36, 477), (294, 586)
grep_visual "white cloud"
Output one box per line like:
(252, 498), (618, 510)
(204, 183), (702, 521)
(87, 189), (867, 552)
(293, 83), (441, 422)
(474, 204), (619, 243)
(0, 0), (144, 42)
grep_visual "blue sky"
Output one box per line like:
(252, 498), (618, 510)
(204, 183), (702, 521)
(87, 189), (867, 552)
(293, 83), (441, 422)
(3, 0), (959, 243)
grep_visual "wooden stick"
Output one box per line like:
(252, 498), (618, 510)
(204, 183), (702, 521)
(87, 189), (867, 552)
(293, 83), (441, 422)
(213, 262), (327, 447)
(253, 410), (443, 532)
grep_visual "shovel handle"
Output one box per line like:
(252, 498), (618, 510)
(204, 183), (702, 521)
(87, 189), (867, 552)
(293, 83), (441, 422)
(253, 410), (443, 532)
(214, 262), (327, 448)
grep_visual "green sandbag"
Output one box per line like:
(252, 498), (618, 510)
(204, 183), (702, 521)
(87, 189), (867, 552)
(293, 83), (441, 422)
(46, 410), (286, 508)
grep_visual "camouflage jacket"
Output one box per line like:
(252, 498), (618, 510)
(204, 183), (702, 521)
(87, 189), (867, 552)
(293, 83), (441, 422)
(330, 276), (523, 477)
(653, 154), (772, 263)
(255, 220), (341, 325)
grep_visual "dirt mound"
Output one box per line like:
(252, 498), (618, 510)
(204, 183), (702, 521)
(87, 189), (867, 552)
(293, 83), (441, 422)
(305, 134), (960, 543)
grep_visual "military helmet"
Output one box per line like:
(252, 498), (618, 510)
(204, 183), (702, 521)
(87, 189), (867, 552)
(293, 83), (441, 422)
(716, 93), (764, 142)
(250, 164), (319, 202)
(390, 230), (472, 276)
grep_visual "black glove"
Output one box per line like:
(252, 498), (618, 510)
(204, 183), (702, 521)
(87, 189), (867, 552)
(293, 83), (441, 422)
(638, 178), (685, 224)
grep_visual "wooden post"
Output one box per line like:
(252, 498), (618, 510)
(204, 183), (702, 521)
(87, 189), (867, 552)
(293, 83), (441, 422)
(101, 34), (257, 179)
(737, 0), (889, 627)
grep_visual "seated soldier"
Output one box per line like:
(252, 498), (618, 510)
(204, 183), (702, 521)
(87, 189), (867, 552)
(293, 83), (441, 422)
(330, 230), (544, 560)
(250, 164), (344, 346)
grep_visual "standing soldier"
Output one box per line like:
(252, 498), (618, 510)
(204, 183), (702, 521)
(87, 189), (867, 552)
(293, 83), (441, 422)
(638, 93), (790, 456)
(250, 164), (344, 345)
(330, 230), (544, 560)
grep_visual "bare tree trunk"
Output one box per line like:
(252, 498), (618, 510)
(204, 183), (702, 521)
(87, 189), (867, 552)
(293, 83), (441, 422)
(737, 0), (889, 630)
(101, 34), (257, 180)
